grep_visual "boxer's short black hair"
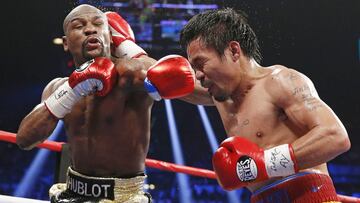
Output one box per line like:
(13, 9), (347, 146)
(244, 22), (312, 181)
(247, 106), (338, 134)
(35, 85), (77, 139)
(180, 8), (261, 63)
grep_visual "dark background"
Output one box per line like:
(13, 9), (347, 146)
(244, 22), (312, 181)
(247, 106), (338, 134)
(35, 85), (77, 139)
(0, 0), (359, 202)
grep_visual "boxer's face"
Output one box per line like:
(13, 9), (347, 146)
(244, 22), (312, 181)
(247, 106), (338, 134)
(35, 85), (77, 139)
(187, 38), (239, 102)
(63, 5), (111, 66)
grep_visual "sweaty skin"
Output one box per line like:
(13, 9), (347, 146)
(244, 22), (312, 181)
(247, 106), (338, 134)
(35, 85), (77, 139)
(186, 38), (350, 192)
(17, 5), (156, 178)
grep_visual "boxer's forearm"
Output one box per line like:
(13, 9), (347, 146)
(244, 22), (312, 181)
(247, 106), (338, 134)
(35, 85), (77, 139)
(137, 55), (156, 70)
(114, 56), (155, 88)
(291, 124), (350, 170)
(180, 80), (214, 105)
(113, 55), (164, 97)
(16, 103), (58, 150)
(180, 87), (214, 105)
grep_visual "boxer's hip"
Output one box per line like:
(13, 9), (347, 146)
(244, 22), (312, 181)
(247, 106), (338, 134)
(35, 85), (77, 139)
(49, 167), (151, 203)
(251, 172), (339, 203)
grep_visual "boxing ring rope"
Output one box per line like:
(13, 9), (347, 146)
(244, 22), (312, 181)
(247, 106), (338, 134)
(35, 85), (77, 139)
(0, 130), (216, 179)
(0, 130), (359, 203)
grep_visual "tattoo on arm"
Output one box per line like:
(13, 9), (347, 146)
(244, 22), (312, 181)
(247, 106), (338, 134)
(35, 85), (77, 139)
(292, 84), (324, 111)
(292, 85), (310, 96)
(302, 94), (323, 111)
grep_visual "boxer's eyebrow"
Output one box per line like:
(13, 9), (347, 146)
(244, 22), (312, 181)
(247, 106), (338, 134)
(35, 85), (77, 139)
(68, 17), (86, 26)
(92, 15), (104, 21)
(69, 18), (81, 24)
(191, 56), (207, 69)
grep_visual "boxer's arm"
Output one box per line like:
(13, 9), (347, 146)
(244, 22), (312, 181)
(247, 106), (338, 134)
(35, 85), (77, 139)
(16, 78), (66, 150)
(114, 55), (214, 105)
(179, 79), (214, 106)
(114, 55), (156, 90)
(271, 68), (350, 170)
(143, 55), (213, 104)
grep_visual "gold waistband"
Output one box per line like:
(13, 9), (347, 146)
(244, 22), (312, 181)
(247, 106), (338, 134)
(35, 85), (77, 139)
(66, 167), (147, 202)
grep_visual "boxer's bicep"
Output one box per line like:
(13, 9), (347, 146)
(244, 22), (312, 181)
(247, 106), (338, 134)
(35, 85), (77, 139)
(281, 74), (347, 141)
(274, 69), (328, 129)
(285, 93), (329, 131)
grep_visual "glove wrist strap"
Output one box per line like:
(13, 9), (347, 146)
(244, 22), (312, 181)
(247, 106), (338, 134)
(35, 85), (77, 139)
(144, 78), (162, 101)
(264, 144), (297, 178)
(114, 40), (147, 59)
(44, 82), (81, 118)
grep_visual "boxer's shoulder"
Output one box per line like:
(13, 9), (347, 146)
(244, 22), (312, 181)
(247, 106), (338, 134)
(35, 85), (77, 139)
(265, 65), (294, 79)
(264, 66), (307, 91)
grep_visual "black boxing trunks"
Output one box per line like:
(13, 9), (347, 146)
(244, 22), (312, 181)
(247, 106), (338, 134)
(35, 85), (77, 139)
(251, 172), (340, 203)
(49, 167), (151, 203)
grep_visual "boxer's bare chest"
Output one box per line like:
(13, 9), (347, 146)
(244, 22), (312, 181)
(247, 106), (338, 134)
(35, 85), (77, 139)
(215, 81), (294, 148)
(59, 85), (153, 175)
(63, 86), (152, 136)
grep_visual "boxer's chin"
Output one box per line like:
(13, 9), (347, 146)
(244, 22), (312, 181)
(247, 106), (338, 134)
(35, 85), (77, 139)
(211, 88), (229, 102)
(83, 48), (105, 61)
(214, 95), (229, 102)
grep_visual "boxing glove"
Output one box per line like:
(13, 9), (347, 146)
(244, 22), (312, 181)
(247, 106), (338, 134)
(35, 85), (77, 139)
(105, 11), (146, 58)
(212, 136), (298, 190)
(44, 57), (117, 118)
(144, 55), (195, 101)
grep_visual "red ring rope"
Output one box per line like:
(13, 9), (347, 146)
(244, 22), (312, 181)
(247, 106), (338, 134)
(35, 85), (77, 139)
(0, 130), (358, 202)
(0, 130), (215, 179)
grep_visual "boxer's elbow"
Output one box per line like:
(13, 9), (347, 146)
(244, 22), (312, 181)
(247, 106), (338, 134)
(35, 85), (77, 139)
(338, 132), (351, 153)
(16, 131), (38, 150)
(17, 144), (34, 151)
(326, 125), (351, 154)
(16, 134), (33, 150)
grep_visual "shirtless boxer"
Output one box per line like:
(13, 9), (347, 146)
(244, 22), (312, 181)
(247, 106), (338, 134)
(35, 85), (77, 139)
(180, 8), (351, 202)
(16, 4), (195, 203)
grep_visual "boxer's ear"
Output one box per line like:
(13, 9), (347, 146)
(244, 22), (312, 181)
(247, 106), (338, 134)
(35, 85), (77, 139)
(228, 41), (241, 61)
(109, 28), (113, 44)
(62, 36), (68, 52)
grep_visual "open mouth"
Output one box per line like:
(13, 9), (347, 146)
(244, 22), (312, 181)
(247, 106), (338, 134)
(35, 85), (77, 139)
(84, 37), (102, 50)
(201, 80), (212, 89)
(207, 85), (213, 94)
(201, 82), (213, 95)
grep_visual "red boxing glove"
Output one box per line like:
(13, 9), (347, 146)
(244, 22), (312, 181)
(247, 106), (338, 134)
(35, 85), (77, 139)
(144, 55), (195, 100)
(212, 136), (298, 190)
(105, 11), (146, 59)
(45, 57), (117, 118)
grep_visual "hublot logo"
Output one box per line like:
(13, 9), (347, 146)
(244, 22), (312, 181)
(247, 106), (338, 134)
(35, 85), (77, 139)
(67, 172), (115, 199)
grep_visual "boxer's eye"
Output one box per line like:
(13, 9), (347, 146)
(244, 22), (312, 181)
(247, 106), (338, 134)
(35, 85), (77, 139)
(72, 23), (83, 30)
(93, 20), (104, 26)
(193, 63), (204, 71)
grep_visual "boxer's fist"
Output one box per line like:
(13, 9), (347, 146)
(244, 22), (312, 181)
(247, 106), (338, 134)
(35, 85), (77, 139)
(105, 11), (146, 58)
(45, 57), (117, 118)
(144, 55), (195, 101)
(69, 57), (117, 97)
(212, 136), (298, 190)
